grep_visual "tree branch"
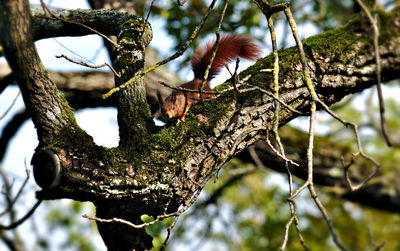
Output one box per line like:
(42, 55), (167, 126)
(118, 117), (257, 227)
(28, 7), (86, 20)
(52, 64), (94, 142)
(0, 0), (80, 144)
(30, 8), (134, 41)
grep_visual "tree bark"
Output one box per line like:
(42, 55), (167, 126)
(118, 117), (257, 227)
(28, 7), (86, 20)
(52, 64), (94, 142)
(0, 0), (81, 145)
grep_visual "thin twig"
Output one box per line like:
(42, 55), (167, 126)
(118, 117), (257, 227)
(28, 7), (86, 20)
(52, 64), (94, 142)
(366, 89), (400, 147)
(0, 91), (20, 121)
(55, 54), (120, 77)
(308, 184), (345, 250)
(318, 101), (382, 191)
(0, 199), (43, 230)
(265, 131), (300, 167)
(355, 0), (392, 146)
(0, 163), (30, 217)
(236, 66), (301, 114)
(367, 226), (385, 251)
(281, 215), (295, 250)
(248, 146), (267, 169)
(239, 83), (303, 115)
(213, 127), (265, 179)
(159, 215), (178, 251)
(53, 38), (96, 65)
(200, 0), (230, 92)
(341, 154), (356, 189)
(232, 57), (242, 93)
(145, 0), (156, 22)
(159, 81), (219, 95)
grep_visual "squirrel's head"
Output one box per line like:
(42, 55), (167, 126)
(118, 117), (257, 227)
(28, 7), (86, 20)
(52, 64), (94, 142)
(157, 90), (186, 122)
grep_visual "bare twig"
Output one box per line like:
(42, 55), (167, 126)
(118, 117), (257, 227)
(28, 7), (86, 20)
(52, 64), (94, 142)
(0, 162), (30, 217)
(341, 154), (356, 189)
(248, 146), (267, 169)
(0, 91), (20, 121)
(159, 81), (218, 95)
(265, 130), (300, 167)
(355, 0), (392, 146)
(232, 57), (242, 93)
(367, 226), (385, 251)
(83, 213), (169, 229)
(55, 54), (120, 77)
(200, 0), (230, 92)
(237, 83), (303, 115)
(0, 163), (41, 231)
(365, 89), (400, 147)
(0, 199), (43, 230)
(213, 127), (265, 179)
(308, 184), (344, 250)
(145, 0), (156, 22)
(159, 214), (178, 251)
(53, 38), (96, 64)
(318, 102), (382, 191)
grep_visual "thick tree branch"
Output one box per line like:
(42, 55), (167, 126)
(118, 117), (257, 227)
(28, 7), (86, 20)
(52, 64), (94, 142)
(30, 8), (134, 41)
(0, 0), (79, 144)
(113, 20), (153, 148)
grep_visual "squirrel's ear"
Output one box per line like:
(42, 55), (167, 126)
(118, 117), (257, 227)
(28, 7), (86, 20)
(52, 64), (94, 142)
(170, 93), (176, 102)
(156, 90), (164, 106)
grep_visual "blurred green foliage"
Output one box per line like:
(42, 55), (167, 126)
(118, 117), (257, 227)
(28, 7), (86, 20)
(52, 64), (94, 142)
(43, 201), (97, 250)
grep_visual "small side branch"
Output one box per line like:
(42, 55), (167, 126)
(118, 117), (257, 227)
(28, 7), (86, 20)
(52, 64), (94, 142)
(55, 54), (119, 77)
(200, 0), (230, 91)
(0, 164), (42, 230)
(355, 0), (392, 146)
(0, 200), (42, 230)
(0, 91), (20, 121)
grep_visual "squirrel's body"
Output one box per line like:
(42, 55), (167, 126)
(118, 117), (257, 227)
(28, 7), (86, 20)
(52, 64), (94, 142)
(158, 34), (262, 122)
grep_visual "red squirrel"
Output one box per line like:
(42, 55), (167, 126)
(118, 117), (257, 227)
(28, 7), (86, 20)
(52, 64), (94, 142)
(157, 34), (262, 122)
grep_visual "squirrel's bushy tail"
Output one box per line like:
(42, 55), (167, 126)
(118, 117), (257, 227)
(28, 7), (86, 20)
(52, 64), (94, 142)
(191, 34), (262, 80)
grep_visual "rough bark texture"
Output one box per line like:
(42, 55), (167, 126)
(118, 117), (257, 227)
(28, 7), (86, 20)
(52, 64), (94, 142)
(0, 0), (78, 144)
(30, 8), (134, 41)
(1, 1), (400, 250)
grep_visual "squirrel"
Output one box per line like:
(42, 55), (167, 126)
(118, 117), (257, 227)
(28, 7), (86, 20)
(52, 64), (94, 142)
(157, 33), (262, 122)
